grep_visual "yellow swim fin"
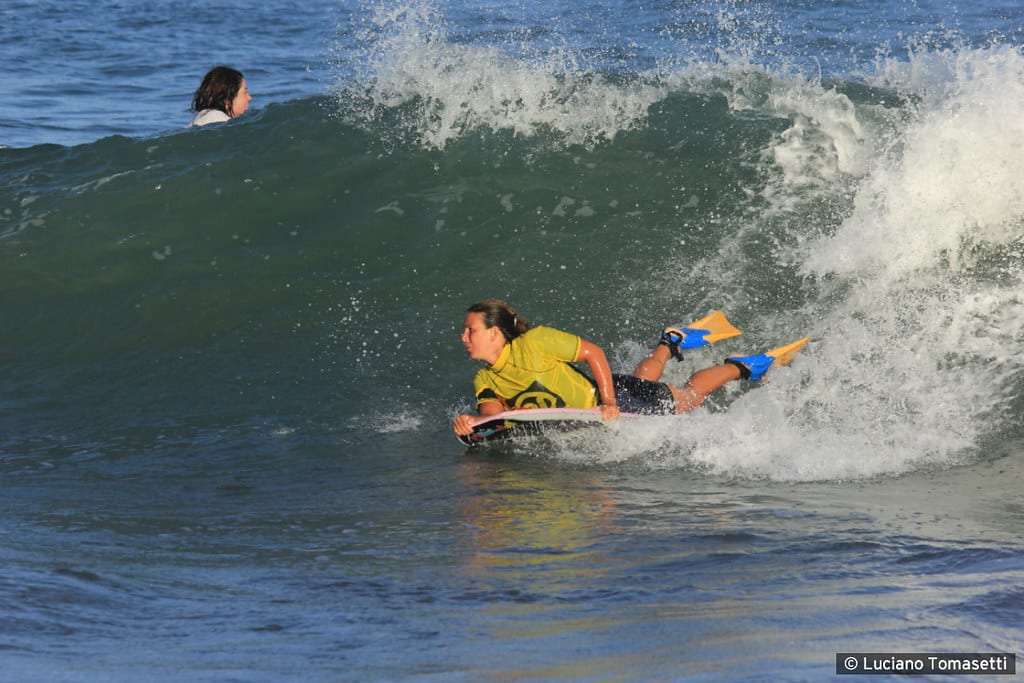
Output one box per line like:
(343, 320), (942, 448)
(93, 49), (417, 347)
(765, 336), (811, 368)
(682, 310), (742, 345)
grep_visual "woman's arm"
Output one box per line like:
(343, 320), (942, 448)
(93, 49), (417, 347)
(576, 339), (620, 421)
(453, 401), (504, 436)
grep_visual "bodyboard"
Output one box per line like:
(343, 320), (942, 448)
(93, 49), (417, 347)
(457, 408), (633, 445)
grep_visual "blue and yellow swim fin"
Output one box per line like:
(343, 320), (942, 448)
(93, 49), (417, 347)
(725, 337), (810, 381)
(661, 310), (743, 360)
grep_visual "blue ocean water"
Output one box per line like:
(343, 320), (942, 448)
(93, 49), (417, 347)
(2, 0), (1024, 681)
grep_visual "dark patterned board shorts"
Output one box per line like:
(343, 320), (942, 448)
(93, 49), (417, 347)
(611, 374), (676, 415)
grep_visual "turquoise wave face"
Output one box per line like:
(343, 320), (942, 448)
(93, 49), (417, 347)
(4, 44), (1024, 477)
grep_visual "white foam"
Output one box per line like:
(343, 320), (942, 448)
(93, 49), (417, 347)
(806, 45), (1024, 279)
(364, 408), (424, 433)
(739, 45), (1024, 480)
(568, 45), (1024, 481)
(343, 1), (665, 149)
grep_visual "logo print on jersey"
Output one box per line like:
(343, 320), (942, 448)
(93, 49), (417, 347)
(511, 381), (566, 409)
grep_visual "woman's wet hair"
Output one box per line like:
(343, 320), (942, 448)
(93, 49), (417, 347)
(467, 300), (530, 341)
(191, 66), (244, 115)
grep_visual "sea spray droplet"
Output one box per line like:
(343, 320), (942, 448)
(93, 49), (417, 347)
(553, 197), (575, 216)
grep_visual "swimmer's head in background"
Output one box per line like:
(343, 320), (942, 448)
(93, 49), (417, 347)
(192, 65), (250, 117)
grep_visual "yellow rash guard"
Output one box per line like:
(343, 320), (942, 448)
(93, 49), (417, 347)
(473, 326), (600, 411)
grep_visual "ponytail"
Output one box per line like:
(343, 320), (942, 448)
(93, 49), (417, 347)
(467, 299), (529, 341)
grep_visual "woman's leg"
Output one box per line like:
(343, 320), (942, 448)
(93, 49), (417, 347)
(666, 364), (743, 413)
(632, 343), (673, 381)
(633, 337), (744, 413)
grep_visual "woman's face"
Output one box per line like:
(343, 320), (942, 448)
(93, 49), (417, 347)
(229, 79), (252, 117)
(461, 312), (504, 363)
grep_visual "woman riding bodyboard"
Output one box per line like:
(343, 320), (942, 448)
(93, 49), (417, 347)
(453, 300), (807, 437)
